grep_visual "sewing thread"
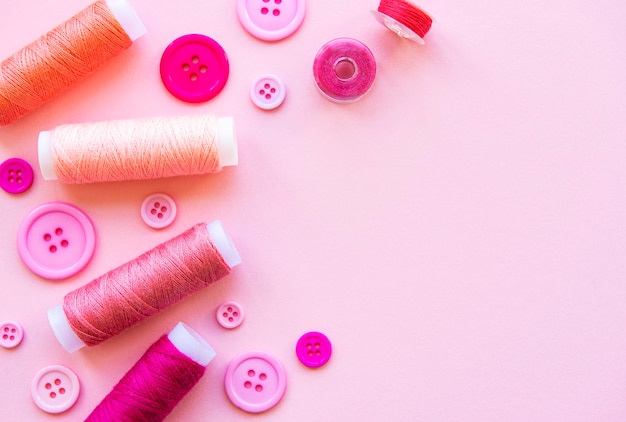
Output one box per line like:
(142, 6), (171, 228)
(313, 38), (377, 103)
(373, 0), (433, 44)
(49, 222), (238, 351)
(86, 323), (213, 421)
(38, 114), (238, 183)
(0, 0), (145, 126)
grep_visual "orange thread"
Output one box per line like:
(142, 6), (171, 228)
(49, 114), (222, 183)
(0, 0), (132, 126)
(63, 223), (231, 347)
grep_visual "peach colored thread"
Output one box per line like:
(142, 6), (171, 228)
(0, 0), (132, 126)
(50, 114), (222, 183)
(63, 223), (231, 347)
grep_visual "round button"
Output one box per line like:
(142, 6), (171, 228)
(250, 74), (286, 110)
(0, 158), (34, 194)
(0, 321), (24, 349)
(31, 365), (80, 414)
(224, 351), (287, 413)
(141, 193), (176, 229)
(17, 202), (96, 280)
(160, 34), (229, 103)
(237, 0), (306, 41)
(216, 300), (245, 329)
(296, 331), (332, 368)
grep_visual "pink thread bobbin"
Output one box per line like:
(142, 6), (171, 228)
(313, 38), (377, 103)
(47, 221), (241, 353)
(86, 322), (215, 421)
(372, 0), (434, 44)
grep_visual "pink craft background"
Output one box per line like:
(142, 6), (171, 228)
(1, 0), (626, 420)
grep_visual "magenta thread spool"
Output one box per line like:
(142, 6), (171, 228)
(313, 38), (377, 103)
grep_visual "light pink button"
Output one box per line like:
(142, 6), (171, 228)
(250, 74), (286, 110)
(17, 202), (96, 280)
(217, 300), (245, 329)
(31, 365), (80, 414)
(224, 351), (287, 413)
(237, 0), (306, 41)
(0, 321), (24, 349)
(141, 193), (177, 229)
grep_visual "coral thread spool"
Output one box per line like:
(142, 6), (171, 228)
(313, 38), (377, 103)
(48, 221), (241, 353)
(86, 322), (214, 421)
(38, 114), (238, 184)
(0, 0), (146, 126)
(372, 0), (433, 44)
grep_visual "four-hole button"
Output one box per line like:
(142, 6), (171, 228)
(250, 74), (286, 110)
(31, 365), (80, 414)
(0, 321), (24, 349)
(0, 158), (34, 194)
(237, 0), (306, 41)
(141, 193), (177, 229)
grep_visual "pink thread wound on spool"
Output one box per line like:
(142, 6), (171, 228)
(86, 323), (215, 421)
(0, 0), (146, 126)
(48, 221), (241, 352)
(313, 38), (376, 103)
(372, 0), (433, 44)
(38, 114), (238, 184)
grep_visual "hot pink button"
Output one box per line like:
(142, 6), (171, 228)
(250, 74), (286, 110)
(216, 300), (245, 329)
(160, 34), (229, 103)
(237, 0), (306, 41)
(141, 193), (176, 229)
(31, 365), (80, 414)
(224, 351), (287, 413)
(0, 157), (34, 194)
(0, 321), (24, 349)
(17, 202), (96, 280)
(296, 331), (332, 368)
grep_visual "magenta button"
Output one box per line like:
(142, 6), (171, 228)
(141, 193), (176, 229)
(237, 0), (306, 41)
(0, 321), (24, 349)
(0, 158), (34, 194)
(17, 202), (96, 280)
(31, 365), (80, 414)
(225, 351), (287, 413)
(296, 331), (332, 368)
(160, 34), (229, 103)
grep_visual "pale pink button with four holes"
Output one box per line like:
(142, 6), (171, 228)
(141, 193), (177, 229)
(224, 351), (287, 413)
(0, 321), (24, 349)
(31, 365), (80, 414)
(217, 300), (245, 329)
(250, 74), (286, 110)
(237, 0), (306, 41)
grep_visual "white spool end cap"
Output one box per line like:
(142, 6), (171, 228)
(105, 0), (147, 41)
(167, 322), (216, 366)
(38, 131), (58, 181)
(47, 304), (86, 353)
(207, 220), (241, 268)
(217, 117), (238, 167)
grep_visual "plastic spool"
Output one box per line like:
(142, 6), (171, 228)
(371, 0), (434, 45)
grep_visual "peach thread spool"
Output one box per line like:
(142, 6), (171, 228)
(47, 221), (241, 353)
(0, 0), (146, 126)
(371, 0), (434, 44)
(38, 114), (238, 183)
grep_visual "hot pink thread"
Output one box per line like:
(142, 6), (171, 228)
(85, 335), (206, 421)
(376, 0), (433, 40)
(63, 223), (231, 347)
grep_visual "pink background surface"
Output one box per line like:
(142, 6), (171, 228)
(1, 0), (626, 420)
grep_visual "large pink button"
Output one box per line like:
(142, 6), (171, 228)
(140, 193), (176, 229)
(0, 321), (24, 349)
(0, 157), (34, 194)
(31, 365), (80, 414)
(224, 351), (287, 413)
(160, 34), (229, 103)
(237, 0), (306, 41)
(296, 331), (332, 368)
(17, 202), (96, 280)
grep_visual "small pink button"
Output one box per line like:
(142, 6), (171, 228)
(237, 0), (306, 41)
(224, 351), (287, 413)
(0, 321), (24, 349)
(17, 202), (96, 280)
(141, 193), (176, 229)
(0, 157), (34, 194)
(160, 34), (229, 103)
(216, 300), (245, 329)
(296, 331), (332, 368)
(250, 74), (286, 110)
(31, 365), (80, 414)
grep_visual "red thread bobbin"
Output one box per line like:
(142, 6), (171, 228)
(372, 0), (434, 45)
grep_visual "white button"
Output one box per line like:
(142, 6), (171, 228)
(31, 365), (80, 414)
(250, 74), (286, 110)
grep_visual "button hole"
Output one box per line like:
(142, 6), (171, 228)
(190, 73), (198, 82)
